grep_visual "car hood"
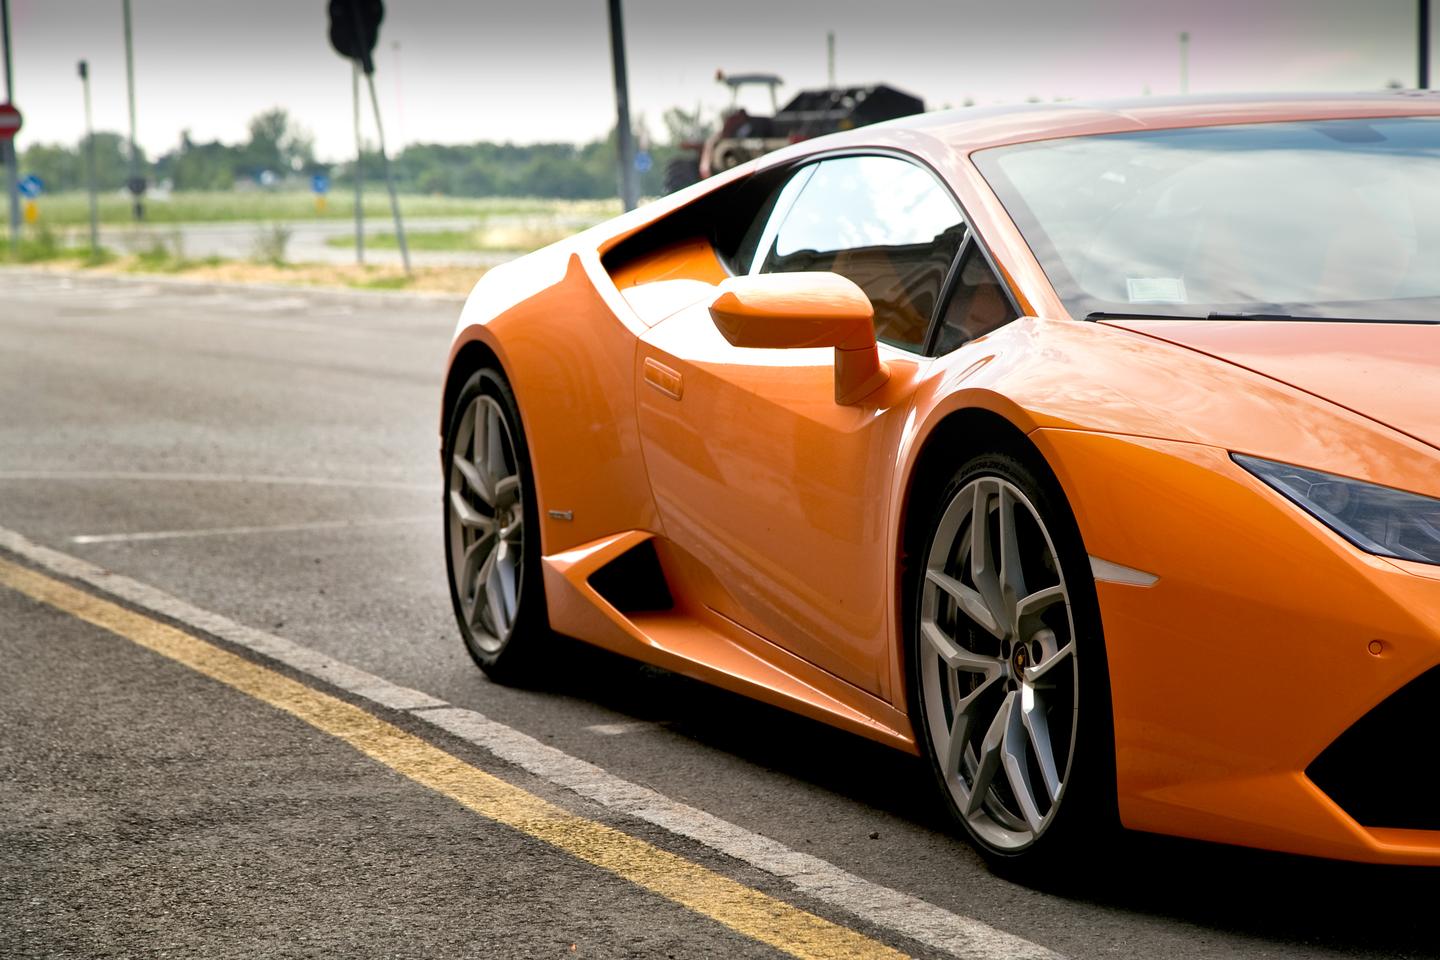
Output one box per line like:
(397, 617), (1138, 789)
(1101, 318), (1440, 452)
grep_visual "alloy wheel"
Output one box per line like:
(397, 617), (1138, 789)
(448, 393), (525, 654)
(919, 475), (1078, 851)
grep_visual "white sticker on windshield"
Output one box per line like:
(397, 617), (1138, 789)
(1126, 277), (1187, 303)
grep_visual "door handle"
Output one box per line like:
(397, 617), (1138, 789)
(643, 357), (683, 400)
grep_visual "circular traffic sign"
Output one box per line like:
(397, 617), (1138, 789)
(0, 103), (21, 141)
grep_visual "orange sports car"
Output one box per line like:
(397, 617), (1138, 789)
(440, 93), (1440, 869)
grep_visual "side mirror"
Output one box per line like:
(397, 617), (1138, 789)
(708, 272), (889, 405)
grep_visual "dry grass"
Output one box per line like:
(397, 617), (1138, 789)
(21, 254), (481, 296)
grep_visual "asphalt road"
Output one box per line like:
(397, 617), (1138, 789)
(2, 268), (1438, 959)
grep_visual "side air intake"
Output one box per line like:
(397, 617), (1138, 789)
(587, 538), (674, 614)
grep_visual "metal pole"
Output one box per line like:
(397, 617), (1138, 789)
(364, 70), (409, 274)
(353, 61), (364, 265)
(827, 30), (836, 90)
(1179, 31), (1190, 95)
(122, 0), (142, 220)
(606, 0), (639, 212)
(80, 61), (99, 254)
(2, 0), (18, 256)
(1422, 0), (1431, 89)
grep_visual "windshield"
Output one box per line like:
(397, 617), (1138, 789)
(973, 117), (1440, 322)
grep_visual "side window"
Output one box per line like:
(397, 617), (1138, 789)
(932, 243), (1020, 354)
(734, 165), (816, 276)
(756, 156), (965, 351)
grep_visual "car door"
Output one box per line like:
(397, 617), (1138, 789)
(634, 154), (966, 698)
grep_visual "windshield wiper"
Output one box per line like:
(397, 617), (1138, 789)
(1085, 310), (1438, 325)
(1205, 312), (1439, 324)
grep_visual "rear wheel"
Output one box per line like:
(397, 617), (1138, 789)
(911, 450), (1114, 871)
(443, 367), (548, 682)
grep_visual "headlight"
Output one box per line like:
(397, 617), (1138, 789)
(1234, 455), (1440, 566)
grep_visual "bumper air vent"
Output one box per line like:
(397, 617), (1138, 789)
(1307, 666), (1440, 831)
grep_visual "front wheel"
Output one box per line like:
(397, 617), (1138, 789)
(443, 367), (549, 683)
(910, 450), (1115, 872)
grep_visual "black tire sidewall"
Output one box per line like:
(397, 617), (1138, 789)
(442, 367), (548, 681)
(908, 447), (1116, 872)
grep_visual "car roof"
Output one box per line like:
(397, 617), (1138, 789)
(871, 91), (1440, 153)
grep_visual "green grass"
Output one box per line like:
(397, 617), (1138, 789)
(0, 225), (115, 266)
(13, 191), (619, 227)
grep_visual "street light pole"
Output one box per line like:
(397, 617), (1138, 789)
(2, 0), (18, 256)
(1179, 31), (1190, 95)
(79, 60), (99, 254)
(122, 0), (143, 220)
(606, 0), (639, 212)
(353, 61), (364, 266)
(1422, 0), (1431, 89)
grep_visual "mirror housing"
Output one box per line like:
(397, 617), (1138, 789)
(708, 272), (889, 405)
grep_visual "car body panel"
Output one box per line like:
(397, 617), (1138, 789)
(446, 92), (1440, 864)
(1103, 319), (1440, 453)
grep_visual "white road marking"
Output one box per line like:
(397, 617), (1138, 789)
(70, 515), (433, 545)
(0, 523), (1059, 960)
(0, 470), (436, 492)
(585, 721), (661, 736)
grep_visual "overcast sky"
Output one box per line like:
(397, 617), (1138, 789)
(7, 0), (1431, 161)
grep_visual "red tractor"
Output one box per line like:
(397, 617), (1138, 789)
(664, 72), (926, 193)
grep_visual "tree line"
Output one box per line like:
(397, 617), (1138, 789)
(19, 108), (699, 200)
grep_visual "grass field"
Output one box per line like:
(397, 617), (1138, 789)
(324, 217), (591, 253)
(8, 191), (620, 227)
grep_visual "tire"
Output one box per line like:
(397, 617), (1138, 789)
(442, 367), (549, 683)
(664, 157), (701, 194)
(908, 448), (1115, 875)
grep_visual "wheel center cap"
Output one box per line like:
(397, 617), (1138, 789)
(1013, 645), (1028, 675)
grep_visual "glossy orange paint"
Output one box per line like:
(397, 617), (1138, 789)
(446, 93), (1440, 864)
(708, 273), (889, 404)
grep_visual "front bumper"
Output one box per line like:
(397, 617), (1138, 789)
(1032, 428), (1440, 865)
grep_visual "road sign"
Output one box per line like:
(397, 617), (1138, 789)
(311, 173), (331, 194)
(0, 103), (21, 141)
(328, 0), (384, 74)
(17, 174), (43, 199)
(635, 151), (652, 174)
(127, 176), (147, 197)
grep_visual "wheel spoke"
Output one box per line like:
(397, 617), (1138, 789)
(449, 489), (494, 530)
(1001, 695), (1046, 832)
(1024, 641), (1074, 685)
(484, 543), (509, 633)
(485, 405), (506, 484)
(943, 671), (1005, 777)
(495, 474), (520, 506)
(452, 454), (494, 507)
(470, 543), (498, 630)
(1016, 584), (1065, 621)
(969, 481), (1009, 637)
(458, 534), (492, 625)
(1020, 685), (1062, 802)
(964, 690), (1014, 817)
(496, 544), (519, 622)
(921, 619), (1001, 675)
(997, 488), (1028, 606)
(926, 569), (1002, 639)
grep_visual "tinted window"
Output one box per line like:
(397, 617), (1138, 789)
(757, 156), (965, 350)
(932, 243), (1019, 354)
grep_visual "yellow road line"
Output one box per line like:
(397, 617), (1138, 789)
(0, 557), (908, 960)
